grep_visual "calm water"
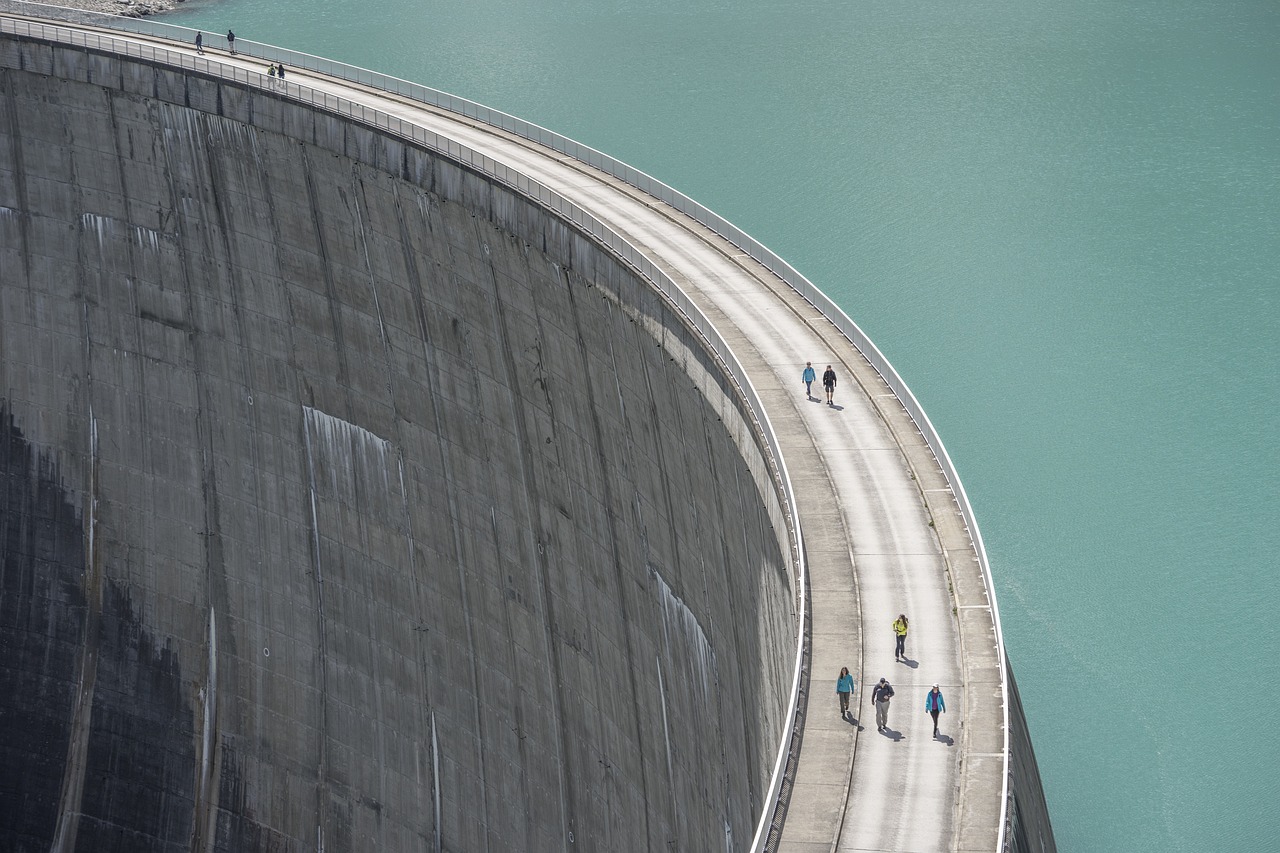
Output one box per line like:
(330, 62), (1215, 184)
(166, 0), (1280, 849)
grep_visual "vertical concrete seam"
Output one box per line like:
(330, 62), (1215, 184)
(173, 101), (244, 853)
(640, 322), (722, 849)
(394, 183), (488, 850)
(300, 410), (332, 852)
(49, 407), (99, 853)
(562, 265), (657, 851)
(388, 180), (443, 846)
(50, 117), (111, 850)
(475, 233), (544, 846)
(482, 217), (573, 849)
(442, 259), (493, 853)
(0, 68), (32, 279)
(664, 344), (738, 840)
(348, 163), (393, 844)
(484, 501), (536, 849)
(699, 384), (758, 839)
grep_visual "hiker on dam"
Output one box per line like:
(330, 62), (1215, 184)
(822, 364), (837, 405)
(802, 361), (816, 399)
(925, 683), (946, 738)
(194, 32), (204, 54)
(871, 677), (895, 732)
(227, 29), (236, 54)
(893, 613), (909, 662)
(836, 667), (855, 717)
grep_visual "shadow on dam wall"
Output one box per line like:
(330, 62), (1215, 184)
(0, 36), (797, 851)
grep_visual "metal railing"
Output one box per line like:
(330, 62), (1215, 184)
(0, 8), (815, 850)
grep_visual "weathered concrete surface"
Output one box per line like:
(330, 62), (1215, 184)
(0, 35), (798, 851)
(0, 16), (1060, 853)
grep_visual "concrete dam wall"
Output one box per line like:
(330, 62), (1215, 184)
(0, 34), (797, 852)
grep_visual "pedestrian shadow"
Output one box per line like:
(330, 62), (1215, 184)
(898, 657), (919, 669)
(828, 403), (844, 411)
(936, 733), (955, 746)
(842, 712), (864, 731)
(880, 726), (903, 741)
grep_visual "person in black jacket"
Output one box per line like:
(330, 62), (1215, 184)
(871, 677), (895, 731)
(822, 364), (837, 406)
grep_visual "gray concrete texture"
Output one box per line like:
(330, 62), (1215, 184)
(0, 37), (798, 851)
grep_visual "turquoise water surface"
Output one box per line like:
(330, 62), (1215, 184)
(164, 0), (1280, 849)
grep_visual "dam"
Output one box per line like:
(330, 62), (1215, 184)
(0, 6), (1055, 851)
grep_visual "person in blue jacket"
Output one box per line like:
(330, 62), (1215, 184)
(925, 683), (946, 738)
(802, 361), (816, 399)
(836, 666), (855, 717)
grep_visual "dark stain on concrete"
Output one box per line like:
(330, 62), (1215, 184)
(0, 402), (86, 850)
(0, 401), (258, 851)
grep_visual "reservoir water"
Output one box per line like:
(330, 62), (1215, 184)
(164, 0), (1280, 849)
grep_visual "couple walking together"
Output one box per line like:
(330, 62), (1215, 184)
(801, 362), (838, 406)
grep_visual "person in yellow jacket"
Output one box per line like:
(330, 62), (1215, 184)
(893, 614), (909, 662)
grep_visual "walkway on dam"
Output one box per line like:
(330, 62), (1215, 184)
(1, 15), (1005, 851)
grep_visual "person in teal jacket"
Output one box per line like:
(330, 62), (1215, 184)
(802, 362), (816, 399)
(836, 667), (855, 717)
(925, 683), (946, 738)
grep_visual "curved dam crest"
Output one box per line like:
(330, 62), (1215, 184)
(0, 34), (796, 850)
(0, 11), (1058, 852)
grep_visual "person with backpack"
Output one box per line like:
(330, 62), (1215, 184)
(925, 683), (946, 738)
(836, 667), (855, 717)
(226, 29), (236, 54)
(871, 677), (895, 731)
(822, 364), (837, 405)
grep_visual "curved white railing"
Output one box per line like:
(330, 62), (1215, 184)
(0, 9), (813, 850)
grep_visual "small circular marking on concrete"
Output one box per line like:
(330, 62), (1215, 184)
(263, 648), (270, 657)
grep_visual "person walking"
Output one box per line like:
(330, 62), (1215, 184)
(822, 364), (837, 405)
(276, 63), (285, 81)
(226, 29), (236, 54)
(836, 667), (855, 717)
(925, 683), (946, 738)
(870, 677), (894, 731)
(194, 32), (204, 54)
(802, 361), (816, 399)
(893, 613), (909, 662)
